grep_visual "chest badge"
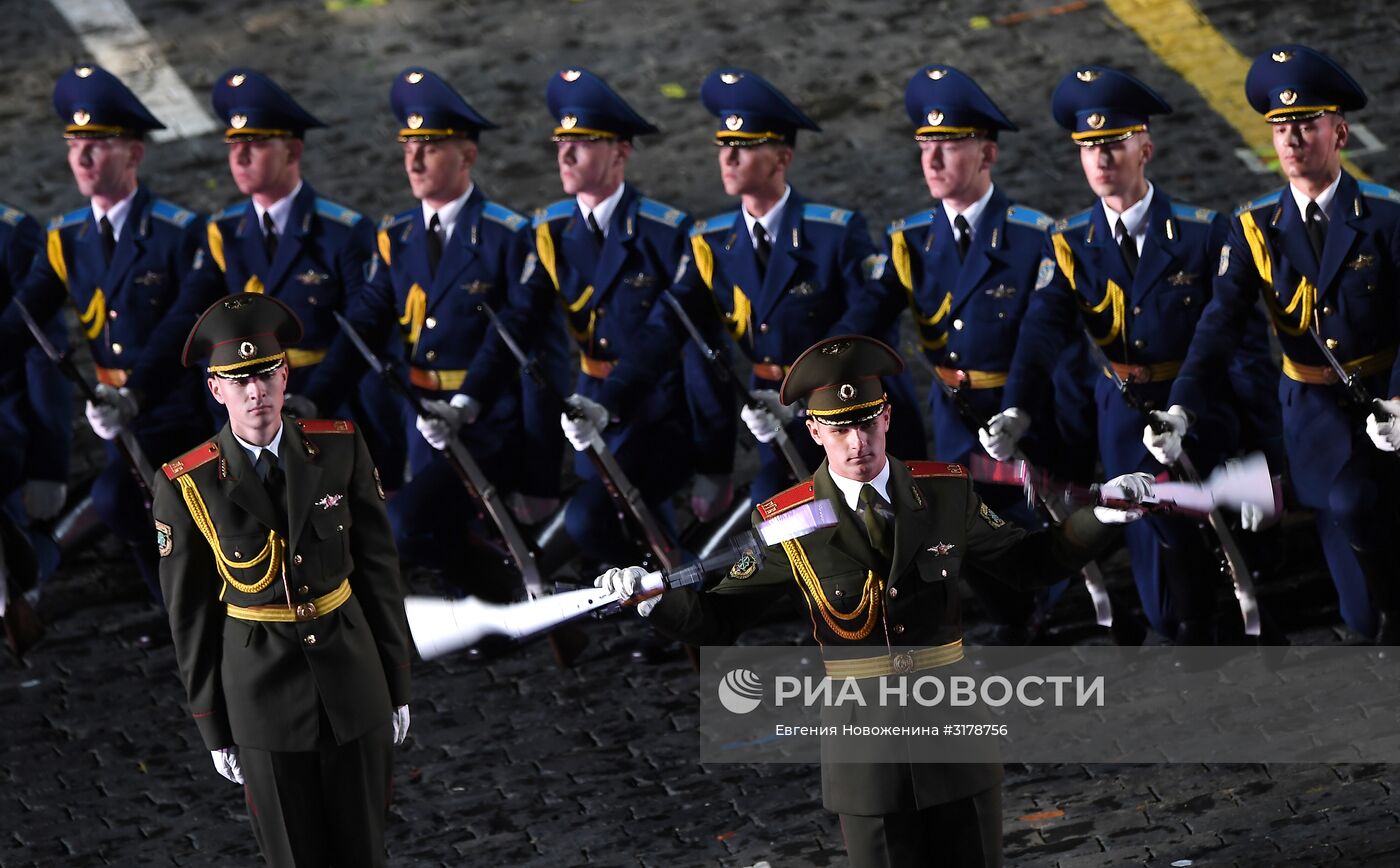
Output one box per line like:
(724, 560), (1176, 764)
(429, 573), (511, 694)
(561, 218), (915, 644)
(928, 541), (955, 557)
(1167, 271), (1197, 286)
(296, 270), (327, 286)
(1347, 254), (1375, 271)
(623, 271), (657, 288)
(315, 493), (344, 510)
(985, 284), (1017, 299)
(788, 281), (818, 296)
(463, 280), (493, 294)
(134, 270), (165, 286)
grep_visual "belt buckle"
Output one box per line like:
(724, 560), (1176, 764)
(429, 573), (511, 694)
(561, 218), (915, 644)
(1320, 367), (1339, 385)
(1125, 364), (1151, 384)
(890, 651), (915, 674)
(295, 602), (317, 621)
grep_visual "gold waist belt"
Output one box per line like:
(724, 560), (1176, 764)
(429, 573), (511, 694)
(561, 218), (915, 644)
(1103, 359), (1182, 384)
(226, 578), (351, 623)
(408, 366), (468, 391)
(823, 639), (964, 679)
(579, 355), (616, 379)
(95, 365), (130, 387)
(936, 366), (1007, 390)
(285, 348), (328, 368)
(1281, 347), (1396, 385)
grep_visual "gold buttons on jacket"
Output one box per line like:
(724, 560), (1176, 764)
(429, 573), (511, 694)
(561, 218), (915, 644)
(1326, 338), (1340, 350)
(833, 588), (844, 597)
(1132, 305), (1142, 316)
(953, 319), (964, 331)
(1133, 338), (1146, 349)
(892, 624), (905, 635)
(947, 351), (960, 362)
(759, 323), (769, 333)
(1321, 306), (1334, 317)
(887, 587), (898, 599)
(425, 349), (437, 362)
(303, 634), (317, 646)
(298, 585), (310, 596)
(112, 343), (123, 355)
(295, 603), (317, 620)
(598, 337), (610, 348)
(109, 309), (119, 320)
(293, 554), (304, 565)
(425, 317), (437, 329)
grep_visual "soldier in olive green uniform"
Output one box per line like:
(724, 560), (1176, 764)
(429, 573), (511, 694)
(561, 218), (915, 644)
(602, 335), (1151, 868)
(153, 294), (411, 868)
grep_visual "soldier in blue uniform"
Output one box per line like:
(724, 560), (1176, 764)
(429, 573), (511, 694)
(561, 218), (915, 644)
(1160, 46), (1400, 643)
(884, 64), (1080, 642)
(684, 68), (926, 505)
(325, 67), (569, 577)
(987, 66), (1280, 643)
(0, 64), (209, 606)
(0, 200), (69, 656)
(530, 68), (734, 567)
(152, 68), (403, 489)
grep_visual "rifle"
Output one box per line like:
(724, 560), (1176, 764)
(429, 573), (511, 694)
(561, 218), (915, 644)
(908, 344), (1116, 628)
(330, 310), (544, 599)
(12, 296), (155, 503)
(1308, 312), (1395, 435)
(1082, 327), (1262, 636)
(658, 286), (810, 481)
(479, 302), (681, 571)
(406, 499), (837, 660)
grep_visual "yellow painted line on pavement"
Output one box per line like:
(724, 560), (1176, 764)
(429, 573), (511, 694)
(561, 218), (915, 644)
(1104, 0), (1369, 180)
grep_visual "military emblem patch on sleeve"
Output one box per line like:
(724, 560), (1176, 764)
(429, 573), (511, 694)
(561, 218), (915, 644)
(1218, 244), (1230, 277)
(1035, 257), (1055, 290)
(979, 502), (1006, 529)
(155, 520), (173, 557)
(728, 548), (758, 580)
(862, 253), (888, 282)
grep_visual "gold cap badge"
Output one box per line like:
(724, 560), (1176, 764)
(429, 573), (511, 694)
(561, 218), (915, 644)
(1272, 50), (1294, 63)
(560, 114), (577, 129)
(837, 383), (856, 401)
(725, 114), (743, 130)
(926, 110), (944, 126)
(927, 68), (946, 80)
(407, 113), (423, 129)
(1279, 89), (1298, 106)
(1077, 69), (1100, 83)
(230, 74), (246, 87)
(561, 70), (582, 82)
(1087, 112), (1106, 129)
(75, 66), (93, 78)
(72, 110), (91, 126)
(238, 341), (257, 359)
(230, 114), (248, 129)
(720, 72), (743, 85)
(406, 71), (424, 84)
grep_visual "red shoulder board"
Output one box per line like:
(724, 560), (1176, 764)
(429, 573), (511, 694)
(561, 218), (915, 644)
(906, 461), (965, 479)
(296, 419), (356, 435)
(163, 441), (221, 480)
(756, 480), (816, 519)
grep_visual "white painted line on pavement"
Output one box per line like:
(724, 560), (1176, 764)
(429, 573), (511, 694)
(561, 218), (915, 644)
(48, 0), (218, 143)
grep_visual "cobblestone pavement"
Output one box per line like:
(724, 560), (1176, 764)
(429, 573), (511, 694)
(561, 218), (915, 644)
(4, 0), (1400, 865)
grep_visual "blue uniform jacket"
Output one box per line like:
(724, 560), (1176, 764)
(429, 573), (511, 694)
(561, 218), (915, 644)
(886, 187), (1055, 462)
(1171, 172), (1400, 497)
(157, 182), (373, 410)
(0, 202), (69, 489)
(1, 185), (204, 433)
(530, 184), (733, 473)
(1007, 189), (1271, 473)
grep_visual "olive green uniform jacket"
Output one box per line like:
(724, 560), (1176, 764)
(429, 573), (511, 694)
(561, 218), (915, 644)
(153, 416), (411, 753)
(648, 457), (1117, 816)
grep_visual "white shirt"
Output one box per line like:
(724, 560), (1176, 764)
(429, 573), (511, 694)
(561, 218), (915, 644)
(232, 422), (285, 471)
(91, 187), (138, 241)
(253, 180), (303, 238)
(827, 460), (893, 513)
(577, 182), (626, 238)
(742, 184), (792, 251)
(942, 182), (995, 245)
(1101, 182), (1154, 255)
(422, 183), (474, 243)
(1290, 171), (1342, 223)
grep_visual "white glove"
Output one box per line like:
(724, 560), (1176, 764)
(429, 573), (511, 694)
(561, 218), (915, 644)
(1143, 405), (1190, 466)
(594, 565), (657, 617)
(1094, 472), (1154, 524)
(85, 384), (137, 441)
(561, 394), (609, 453)
(415, 394), (478, 451)
(1365, 398), (1400, 452)
(507, 493), (558, 525)
(211, 747), (244, 784)
(281, 393), (318, 418)
(1240, 501), (1266, 532)
(392, 704), (410, 745)
(689, 473), (734, 522)
(740, 389), (794, 444)
(979, 408), (1031, 461)
(23, 480), (67, 521)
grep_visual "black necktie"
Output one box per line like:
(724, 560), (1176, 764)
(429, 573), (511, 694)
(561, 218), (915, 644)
(953, 214), (971, 261)
(1305, 201), (1327, 261)
(426, 213), (443, 275)
(262, 211), (279, 262)
(1117, 221), (1138, 275)
(99, 216), (115, 264)
(586, 212), (605, 249)
(256, 450), (288, 530)
(859, 483), (893, 567)
(753, 223), (771, 275)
